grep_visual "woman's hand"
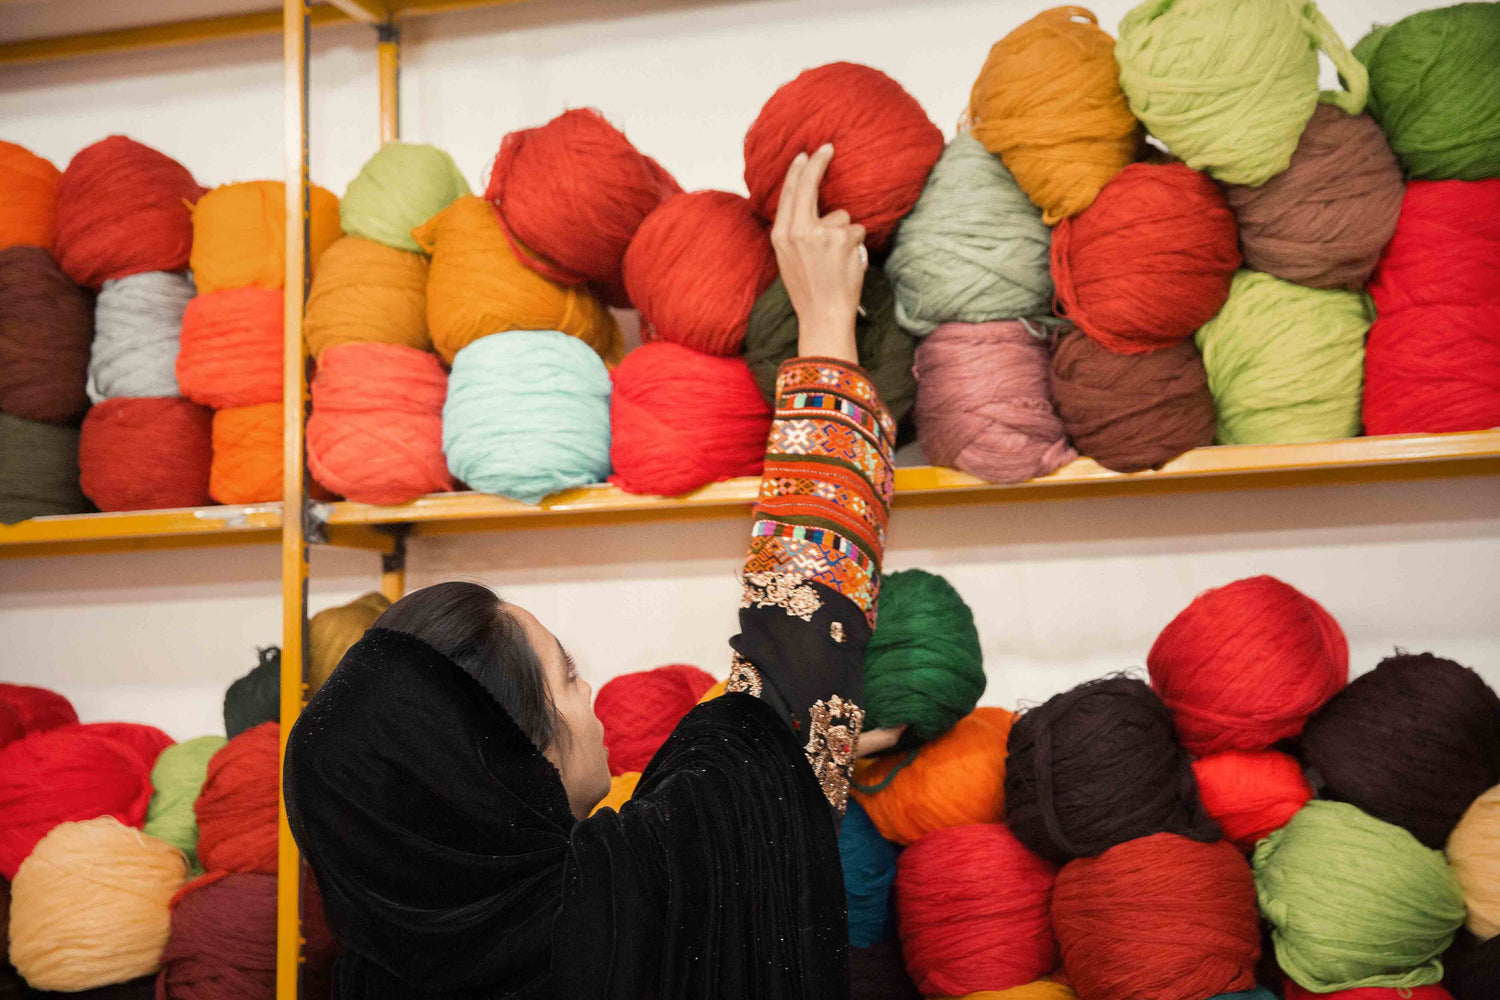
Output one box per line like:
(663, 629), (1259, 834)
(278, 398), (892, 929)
(770, 143), (867, 365)
(855, 725), (907, 758)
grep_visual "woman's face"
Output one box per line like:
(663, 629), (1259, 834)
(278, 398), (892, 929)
(511, 605), (612, 820)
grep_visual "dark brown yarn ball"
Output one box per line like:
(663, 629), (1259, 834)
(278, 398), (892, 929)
(1005, 675), (1220, 865)
(1300, 651), (1500, 849)
(1446, 931), (1500, 1000)
(0, 246), (92, 425)
(20, 976), (155, 1000)
(1049, 327), (1215, 473)
(0, 413), (90, 524)
(848, 939), (921, 1000)
(1222, 105), (1404, 291)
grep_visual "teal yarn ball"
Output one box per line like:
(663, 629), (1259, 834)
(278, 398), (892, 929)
(143, 735), (227, 873)
(839, 799), (900, 948)
(1354, 3), (1500, 181)
(864, 569), (985, 742)
(884, 134), (1052, 335)
(341, 141), (472, 253)
(1210, 991), (1276, 1000)
(444, 330), (612, 505)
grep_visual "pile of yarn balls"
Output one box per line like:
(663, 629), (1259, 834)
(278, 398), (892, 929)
(5, 0), (1495, 522)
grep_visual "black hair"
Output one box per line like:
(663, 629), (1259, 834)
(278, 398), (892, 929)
(374, 581), (561, 754)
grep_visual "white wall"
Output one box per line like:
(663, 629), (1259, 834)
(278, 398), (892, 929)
(1, 0), (1496, 739)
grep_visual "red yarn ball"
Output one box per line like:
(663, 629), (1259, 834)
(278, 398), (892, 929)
(53, 135), (205, 289)
(1051, 834), (1260, 1000)
(609, 342), (772, 497)
(1363, 179), (1500, 435)
(195, 721), (279, 875)
(1051, 162), (1240, 355)
(0, 725), (153, 879)
(177, 287), (283, 409)
(595, 664), (718, 775)
(1192, 750), (1313, 852)
(895, 823), (1057, 997)
(623, 191), (779, 356)
(0, 683), (78, 736)
(744, 62), (944, 252)
(0, 706), (21, 749)
(79, 397), (214, 511)
(79, 721), (174, 770)
(484, 108), (681, 293)
(1148, 575), (1348, 756)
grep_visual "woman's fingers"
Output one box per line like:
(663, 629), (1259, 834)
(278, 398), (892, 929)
(855, 725), (908, 759)
(791, 143), (834, 229)
(771, 151), (807, 244)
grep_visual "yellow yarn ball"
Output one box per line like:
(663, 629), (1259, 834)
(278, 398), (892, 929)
(940, 981), (1077, 1000)
(309, 591), (391, 694)
(696, 680), (727, 704)
(1447, 783), (1500, 940)
(591, 772), (641, 816)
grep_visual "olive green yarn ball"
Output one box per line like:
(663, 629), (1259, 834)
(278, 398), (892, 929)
(143, 735), (227, 873)
(341, 141), (472, 253)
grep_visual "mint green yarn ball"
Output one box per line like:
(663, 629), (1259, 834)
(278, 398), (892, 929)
(142, 735), (226, 873)
(341, 141), (471, 253)
(1194, 270), (1370, 445)
(443, 331), (612, 505)
(1116, 0), (1367, 185)
(1253, 800), (1465, 992)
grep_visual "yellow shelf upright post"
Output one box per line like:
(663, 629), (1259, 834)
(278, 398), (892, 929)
(378, 22), (401, 143)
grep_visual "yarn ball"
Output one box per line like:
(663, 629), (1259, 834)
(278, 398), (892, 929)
(308, 342), (453, 505)
(596, 663), (718, 775)
(590, 772), (641, 817)
(484, 107), (681, 292)
(53, 136), (205, 288)
(1449, 785), (1500, 940)
(1284, 985), (1453, 1000)
(743, 268), (917, 422)
(444, 331), (612, 505)
(1052, 834), (1260, 1000)
(302, 236), (430, 358)
(1193, 750), (1314, 852)
(340, 141), (471, 253)
(1221, 105), (1403, 291)
(840, 799), (901, 948)
(82, 722), (173, 770)
(609, 343), (771, 497)
(209, 403), (283, 505)
(1048, 329), (1215, 474)
(863, 569), (985, 742)
(1114, 0), (1367, 186)
(309, 593), (390, 694)
(413, 196), (620, 365)
(913, 320), (1076, 485)
(143, 736), (227, 874)
(0, 140), (60, 252)
(623, 190), (778, 355)
(1050, 162), (1239, 354)
(0, 245), (93, 425)
(884, 134), (1053, 336)
(1362, 179), (1500, 435)
(79, 397), (213, 512)
(0, 413), (89, 523)
(188, 180), (341, 294)
(19, 976), (157, 999)
(745, 62), (942, 252)
(194, 722), (278, 874)
(0, 707), (20, 750)
(8, 818), (186, 991)
(853, 707), (1015, 846)
(1254, 800), (1466, 992)
(1195, 270), (1370, 445)
(940, 982), (1078, 1000)
(223, 647), (279, 740)
(966, 6), (1140, 223)
(1354, 3), (1500, 180)
(1300, 651), (1500, 849)
(850, 940), (923, 1000)
(1005, 676), (1219, 866)
(0, 684), (77, 736)
(897, 823), (1058, 996)
(1148, 575), (1348, 756)
(1445, 933), (1500, 1000)
(176, 287), (283, 409)
(87, 271), (193, 402)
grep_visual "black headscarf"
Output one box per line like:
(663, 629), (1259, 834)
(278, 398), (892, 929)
(284, 627), (850, 999)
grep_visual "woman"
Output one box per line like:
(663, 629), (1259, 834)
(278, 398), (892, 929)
(284, 145), (903, 999)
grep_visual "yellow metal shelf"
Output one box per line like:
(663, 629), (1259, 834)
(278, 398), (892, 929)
(319, 430), (1500, 536)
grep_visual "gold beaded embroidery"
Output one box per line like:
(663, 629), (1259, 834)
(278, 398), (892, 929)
(725, 653), (763, 698)
(740, 570), (823, 622)
(805, 695), (864, 813)
(829, 621), (845, 644)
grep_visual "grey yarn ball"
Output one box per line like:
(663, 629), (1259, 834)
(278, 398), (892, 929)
(87, 271), (195, 403)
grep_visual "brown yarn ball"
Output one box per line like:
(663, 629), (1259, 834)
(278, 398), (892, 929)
(1223, 105), (1404, 290)
(1049, 327), (1215, 473)
(0, 246), (93, 425)
(308, 592), (391, 694)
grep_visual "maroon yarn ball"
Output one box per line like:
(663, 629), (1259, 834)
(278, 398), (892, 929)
(0, 245), (93, 425)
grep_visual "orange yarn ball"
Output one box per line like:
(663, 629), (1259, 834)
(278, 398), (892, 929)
(591, 772), (642, 816)
(0, 141), (61, 252)
(1192, 750), (1313, 852)
(623, 191), (778, 356)
(307, 342), (453, 506)
(189, 181), (341, 294)
(303, 236), (430, 358)
(853, 707), (1014, 846)
(194, 722), (279, 874)
(595, 664), (719, 775)
(209, 403), (282, 505)
(177, 287), (283, 409)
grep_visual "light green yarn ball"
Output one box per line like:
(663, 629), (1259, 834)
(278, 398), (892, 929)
(884, 134), (1052, 335)
(1194, 270), (1370, 445)
(1115, 0), (1367, 185)
(142, 735), (227, 873)
(1253, 800), (1465, 992)
(341, 141), (472, 253)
